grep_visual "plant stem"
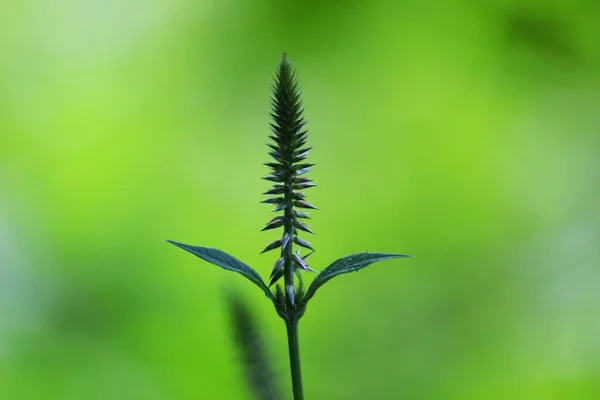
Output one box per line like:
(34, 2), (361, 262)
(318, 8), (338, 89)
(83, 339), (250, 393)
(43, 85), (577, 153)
(285, 317), (304, 400)
(283, 205), (295, 305)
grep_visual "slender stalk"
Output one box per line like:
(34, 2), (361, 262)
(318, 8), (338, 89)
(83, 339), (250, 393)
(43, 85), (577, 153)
(285, 317), (304, 400)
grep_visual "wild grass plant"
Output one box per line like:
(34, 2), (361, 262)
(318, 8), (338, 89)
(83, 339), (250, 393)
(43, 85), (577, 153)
(168, 53), (410, 400)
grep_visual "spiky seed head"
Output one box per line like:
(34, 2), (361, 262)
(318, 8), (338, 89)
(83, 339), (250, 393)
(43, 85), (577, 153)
(261, 53), (317, 286)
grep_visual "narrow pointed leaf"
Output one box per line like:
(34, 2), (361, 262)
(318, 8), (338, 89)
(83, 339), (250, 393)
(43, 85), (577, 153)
(167, 240), (273, 299)
(303, 252), (410, 303)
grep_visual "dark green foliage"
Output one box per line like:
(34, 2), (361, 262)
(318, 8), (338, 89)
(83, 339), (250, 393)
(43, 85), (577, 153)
(302, 252), (411, 303)
(226, 291), (283, 400)
(166, 241), (273, 300)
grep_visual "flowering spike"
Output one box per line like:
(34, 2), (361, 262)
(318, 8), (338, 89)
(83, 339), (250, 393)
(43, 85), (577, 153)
(260, 52), (317, 302)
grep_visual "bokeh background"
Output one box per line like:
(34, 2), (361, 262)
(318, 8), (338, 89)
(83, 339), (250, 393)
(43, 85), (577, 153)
(1, 0), (599, 399)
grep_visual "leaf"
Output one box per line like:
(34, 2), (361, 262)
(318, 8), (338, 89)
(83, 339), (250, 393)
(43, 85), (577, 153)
(302, 252), (410, 303)
(167, 240), (273, 300)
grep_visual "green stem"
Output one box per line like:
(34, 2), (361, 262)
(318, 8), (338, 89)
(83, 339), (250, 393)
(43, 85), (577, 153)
(283, 205), (295, 306)
(285, 317), (304, 400)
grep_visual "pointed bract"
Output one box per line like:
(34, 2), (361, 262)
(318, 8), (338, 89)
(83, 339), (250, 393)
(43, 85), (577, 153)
(261, 52), (317, 293)
(286, 284), (295, 306)
(261, 239), (283, 254)
(262, 217), (284, 231)
(294, 200), (318, 210)
(293, 210), (311, 219)
(292, 253), (310, 272)
(294, 182), (317, 190)
(293, 219), (315, 234)
(293, 236), (314, 251)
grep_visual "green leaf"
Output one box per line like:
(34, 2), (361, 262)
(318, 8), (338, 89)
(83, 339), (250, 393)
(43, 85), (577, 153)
(167, 240), (273, 300)
(302, 252), (410, 303)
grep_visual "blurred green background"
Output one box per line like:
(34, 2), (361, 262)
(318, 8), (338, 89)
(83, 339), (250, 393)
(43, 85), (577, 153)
(1, 0), (599, 399)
